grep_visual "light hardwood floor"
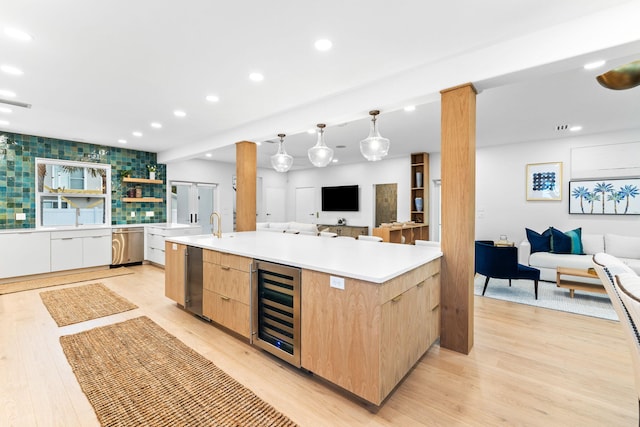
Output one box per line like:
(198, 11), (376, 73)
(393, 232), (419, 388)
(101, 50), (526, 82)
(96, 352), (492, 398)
(1, 264), (636, 426)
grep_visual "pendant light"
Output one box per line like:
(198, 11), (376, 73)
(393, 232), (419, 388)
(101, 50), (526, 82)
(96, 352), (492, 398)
(360, 110), (390, 161)
(270, 133), (293, 172)
(307, 123), (333, 167)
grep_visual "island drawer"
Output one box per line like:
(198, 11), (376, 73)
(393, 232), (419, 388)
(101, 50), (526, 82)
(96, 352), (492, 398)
(203, 250), (252, 272)
(203, 262), (251, 304)
(203, 289), (250, 338)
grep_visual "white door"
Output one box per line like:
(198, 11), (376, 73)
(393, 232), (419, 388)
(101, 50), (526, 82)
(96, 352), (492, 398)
(171, 181), (217, 232)
(295, 187), (317, 223)
(264, 187), (286, 222)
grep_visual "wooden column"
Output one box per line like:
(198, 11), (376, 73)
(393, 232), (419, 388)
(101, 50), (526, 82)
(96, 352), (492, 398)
(439, 83), (477, 354)
(235, 141), (257, 231)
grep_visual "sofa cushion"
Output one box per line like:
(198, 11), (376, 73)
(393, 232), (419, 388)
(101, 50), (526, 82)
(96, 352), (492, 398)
(269, 222), (290, 231)
(529, 251), (592, 270)
(256, 222), (269, 230)
(526, 227), (552, 253)
(288, 222), (318, 233)
(550, 227), (583, 255)
(620, 258), (640, 276)
(581, 234), (604, 255)
(606, 234), (640, 259)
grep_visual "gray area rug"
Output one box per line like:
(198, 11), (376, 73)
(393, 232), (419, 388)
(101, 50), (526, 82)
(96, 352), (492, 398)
(474, 275), (617, 321)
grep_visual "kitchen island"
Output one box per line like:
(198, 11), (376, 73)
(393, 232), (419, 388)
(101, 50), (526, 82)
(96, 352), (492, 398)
(165, 231), (442, 406)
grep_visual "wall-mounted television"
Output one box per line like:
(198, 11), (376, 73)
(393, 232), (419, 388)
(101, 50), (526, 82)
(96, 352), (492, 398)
(321, 185), (359, 211)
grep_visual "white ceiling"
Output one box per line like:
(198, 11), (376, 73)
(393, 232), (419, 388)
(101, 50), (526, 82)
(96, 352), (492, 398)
(1, 1), (639, 170)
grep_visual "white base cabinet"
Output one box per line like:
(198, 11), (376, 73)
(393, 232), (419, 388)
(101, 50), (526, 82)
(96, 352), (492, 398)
(145, 225), (201, 266)
(50, 229), (112, 272)
(0, 232), (51, 278)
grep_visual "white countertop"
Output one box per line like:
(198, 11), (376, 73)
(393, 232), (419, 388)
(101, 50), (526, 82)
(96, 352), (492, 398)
(0, 223), (201, 234)
(167, 231), (442, 283)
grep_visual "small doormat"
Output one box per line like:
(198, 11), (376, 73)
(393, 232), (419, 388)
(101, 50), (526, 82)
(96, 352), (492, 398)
(1, 267), (134, 295)
(60, 316), (297, 427)
(41, 283), (138, 326)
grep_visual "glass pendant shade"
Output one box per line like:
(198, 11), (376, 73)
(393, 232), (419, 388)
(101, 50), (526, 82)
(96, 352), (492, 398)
(308, 123), (333, 167)
(271, 133), (293, 172)
(360, 110), (390, 161)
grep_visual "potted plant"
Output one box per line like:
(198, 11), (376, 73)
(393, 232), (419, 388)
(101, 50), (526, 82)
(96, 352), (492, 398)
(146, 164), (157, 180)
(119, 169), (132, 179)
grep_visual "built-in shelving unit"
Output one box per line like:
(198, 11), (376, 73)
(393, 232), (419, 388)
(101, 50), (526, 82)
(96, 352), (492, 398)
(123, 177), (163, 184)
(410, 152), (429, 224)
(122, 176), (164, 203)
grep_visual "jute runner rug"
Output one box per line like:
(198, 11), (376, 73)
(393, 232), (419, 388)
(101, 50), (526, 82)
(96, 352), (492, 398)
(1, 267), (133, 295)
(60, 316), (297, 427)
(41, 283), (138, 326)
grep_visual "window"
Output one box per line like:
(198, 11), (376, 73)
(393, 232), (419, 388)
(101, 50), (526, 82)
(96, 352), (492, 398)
(36, 158), (111, 227)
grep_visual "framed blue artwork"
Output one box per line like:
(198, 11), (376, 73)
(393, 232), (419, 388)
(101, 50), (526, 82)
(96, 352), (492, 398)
(526, 162), (562, 201)
(569, 178), (640, 215)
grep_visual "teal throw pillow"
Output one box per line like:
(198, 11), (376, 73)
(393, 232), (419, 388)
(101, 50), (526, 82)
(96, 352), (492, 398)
(550, 227), (583, 255)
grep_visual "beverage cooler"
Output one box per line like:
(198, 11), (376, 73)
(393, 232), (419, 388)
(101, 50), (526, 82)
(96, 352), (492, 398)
(252, 260), (301, 367)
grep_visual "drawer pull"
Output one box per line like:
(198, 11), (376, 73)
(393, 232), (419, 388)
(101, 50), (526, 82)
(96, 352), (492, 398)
(391, 295), (402, 303)
(220, 295), (230, 301)
(417, 282), (425, 288)
(221, 265), (230, 270)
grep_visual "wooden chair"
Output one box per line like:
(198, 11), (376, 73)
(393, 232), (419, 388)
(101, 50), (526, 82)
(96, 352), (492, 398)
(593, 253), (640, 421)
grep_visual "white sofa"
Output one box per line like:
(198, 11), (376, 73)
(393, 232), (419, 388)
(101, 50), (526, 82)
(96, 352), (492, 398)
(519, 233), (640, 284)
(256, 222), (319, 236)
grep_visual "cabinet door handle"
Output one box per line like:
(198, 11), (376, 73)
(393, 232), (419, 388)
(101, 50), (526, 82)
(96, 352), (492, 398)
(392, 295), (402, 303)
(417, 282), (425, 288)
(220, 295), (230, 301)
(221, 265), (230, 270)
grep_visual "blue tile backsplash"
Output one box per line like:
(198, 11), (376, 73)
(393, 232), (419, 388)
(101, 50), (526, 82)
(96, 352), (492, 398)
(0, 131), (166, 228)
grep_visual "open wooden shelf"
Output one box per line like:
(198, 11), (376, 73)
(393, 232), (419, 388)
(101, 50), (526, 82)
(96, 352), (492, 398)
(123, 177), (163, 184)
(122, 197), (163, 203)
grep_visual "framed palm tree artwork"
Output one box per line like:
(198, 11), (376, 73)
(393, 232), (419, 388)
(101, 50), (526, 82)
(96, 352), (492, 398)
(526, 162), (562, 201)
(569, 178), (640, 214)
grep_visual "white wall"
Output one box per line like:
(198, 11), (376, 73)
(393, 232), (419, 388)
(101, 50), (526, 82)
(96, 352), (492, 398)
(285, 157), (410, 232)
(430, 129), (640, 245)
(167, 159), (286, 233)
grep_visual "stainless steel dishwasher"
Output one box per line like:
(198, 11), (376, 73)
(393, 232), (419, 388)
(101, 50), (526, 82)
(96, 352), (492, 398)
(112, 227), (145, 265)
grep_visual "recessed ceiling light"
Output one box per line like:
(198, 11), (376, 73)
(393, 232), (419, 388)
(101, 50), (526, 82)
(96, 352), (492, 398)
(249, 72), (264, 82)
(118, 139), (127, 144)
(205, 153), (212, 157)
(150, 122), (162, 129)
(0, 89), (16, 98)
(206, 95), (219, 102)
(0, 119), (10, 126)
(404, 105), (416, 112)
(569, 125), (583, 132)
(4, 27), (32, 42)
(132, 131), (143, 137)
(173, 110), (186, 117)
(314, 39), (332, 51)
(1, 65), (23, 76)
(0, 107), (12, 113)
(584, 60), (606, 70)
(332, 159), (338, 163)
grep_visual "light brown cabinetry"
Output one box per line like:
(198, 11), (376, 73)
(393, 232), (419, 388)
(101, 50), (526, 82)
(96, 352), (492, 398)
(164, 241), (186, 305)
(301, 258), (441, 405)
(410, 152), (429, 224)
(317, 225), (368, 238)
(372, 223), (429, 244)
(202, 249), (252, 338)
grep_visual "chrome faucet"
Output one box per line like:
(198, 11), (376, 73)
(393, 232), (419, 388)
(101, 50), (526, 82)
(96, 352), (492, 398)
(210, 211), (222, 238)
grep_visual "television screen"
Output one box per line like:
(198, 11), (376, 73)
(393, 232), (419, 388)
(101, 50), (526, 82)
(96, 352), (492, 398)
(321, 185), (359, 211)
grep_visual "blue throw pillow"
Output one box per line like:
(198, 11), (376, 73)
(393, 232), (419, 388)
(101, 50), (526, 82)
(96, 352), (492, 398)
(550, 227), (583, 254)
(526, 228), (552, 253)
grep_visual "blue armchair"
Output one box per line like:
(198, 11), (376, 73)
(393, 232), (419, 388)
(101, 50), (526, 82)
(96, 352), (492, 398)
(475, 240), (541, 299)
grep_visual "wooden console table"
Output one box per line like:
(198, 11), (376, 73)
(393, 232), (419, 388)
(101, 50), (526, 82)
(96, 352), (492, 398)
(556, 267), (604, 298)
(373, 224), (429, 245)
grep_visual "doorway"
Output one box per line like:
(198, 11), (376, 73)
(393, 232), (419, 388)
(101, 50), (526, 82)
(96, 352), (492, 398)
(295, 187), (317, 223)
(170, 182), (217, 234)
